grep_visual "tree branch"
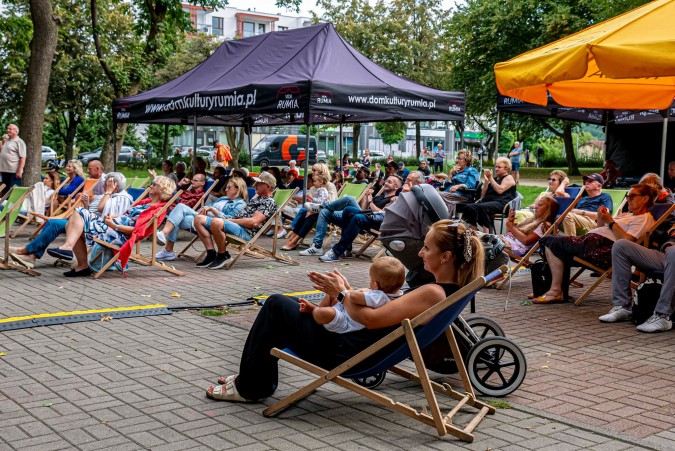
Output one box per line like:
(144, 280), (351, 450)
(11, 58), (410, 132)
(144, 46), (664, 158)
(90, 0), (120, 94)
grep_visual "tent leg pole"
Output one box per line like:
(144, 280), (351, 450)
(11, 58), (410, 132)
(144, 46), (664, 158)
(660, 112), (668, 180)
(339, 118), (343, 171)
(303, 125), (310, 204)
(192, 116), (198, 172)
(112, 121), (118, 173)
(495, 112), (501, 161)
(248, 130), (253, 173)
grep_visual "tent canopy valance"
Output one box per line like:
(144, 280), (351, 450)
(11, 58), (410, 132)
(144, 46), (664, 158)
(113, 23), (465, 126)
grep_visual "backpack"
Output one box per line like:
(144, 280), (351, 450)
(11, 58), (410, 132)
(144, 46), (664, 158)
(530, 260), (552, 298)
(631, 280), (662, 325)
(88, 242), (125, 272)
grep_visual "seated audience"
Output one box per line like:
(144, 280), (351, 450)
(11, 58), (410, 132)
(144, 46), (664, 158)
(640, 172), (674, 205)
(9, 173), (132, 270)
(369, 162), (383, 186)
(397, 162), (410, 180)
(281, 173), (332, 251)
(168, 173), (205, 212)
(352, 166), (370, 184)
(174, 161), (187, 182)
(561, 173), (612, 236)
(155, 177), (248, 261)
(665, 161), (675, 192)
(44, 176), (177, 277)
(204, 220), (484, 403)
(192, 172), (278, 269)
(149, 160), (178, 184)
(600, 224), (675, 332)
(298, 257), (405, 333)
(534, 183), (657, 304)
(58, 160), (86, 198)
(514, 170), (569, 224)
(461, 157), (516, 232)
(360, 149), (371, 169)
(600, 159), (622, 189)
(4, 170), (60, 216)
(417, 160), (431, 176)
(439, 149), (480, 217)
(331, 170), (345, 193)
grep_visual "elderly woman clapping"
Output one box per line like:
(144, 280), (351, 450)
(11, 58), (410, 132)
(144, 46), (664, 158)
(46, 176), (176, 277)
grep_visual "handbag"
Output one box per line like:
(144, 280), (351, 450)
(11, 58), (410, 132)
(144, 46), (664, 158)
(530, 260), (552, 298)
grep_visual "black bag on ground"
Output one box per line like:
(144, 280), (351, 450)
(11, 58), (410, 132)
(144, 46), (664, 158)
(631, 280), (662, 325)
(530, 260), (552, 298)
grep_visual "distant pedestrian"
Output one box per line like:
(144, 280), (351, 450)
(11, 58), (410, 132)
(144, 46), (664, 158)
(524, 148), (530, 167)
(508, 141), (522, 184)
(433, 143), (445, 173)
(0, 124), (26, 195)
(536, 147), (544, 168)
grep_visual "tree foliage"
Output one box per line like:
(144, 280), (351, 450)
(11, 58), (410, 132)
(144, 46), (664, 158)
(375, 122), (406, 152)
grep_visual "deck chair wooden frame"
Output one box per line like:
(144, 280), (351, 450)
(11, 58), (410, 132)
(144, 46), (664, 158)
(496, 188), (585, 289)
(28, 179), (95, 239)
(193, 181), (218, 210)
(570, 203), (675, 306)
(89, 191), (185, 279)
(223, 188), (299, 269)
(263, 268), (507, 441)
(0, 186), (39, 276)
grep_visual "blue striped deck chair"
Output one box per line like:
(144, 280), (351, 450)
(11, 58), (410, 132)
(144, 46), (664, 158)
(263, 268), (507, 442)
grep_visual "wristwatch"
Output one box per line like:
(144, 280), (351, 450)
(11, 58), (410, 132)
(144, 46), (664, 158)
(608, 221), (616, 230)
(337, 289), (350, 303)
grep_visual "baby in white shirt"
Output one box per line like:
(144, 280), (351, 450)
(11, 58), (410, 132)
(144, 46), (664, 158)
(299, 257), (405, 333)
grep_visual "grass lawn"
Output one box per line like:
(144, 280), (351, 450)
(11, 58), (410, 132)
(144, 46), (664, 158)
(516, 185), (543, 207)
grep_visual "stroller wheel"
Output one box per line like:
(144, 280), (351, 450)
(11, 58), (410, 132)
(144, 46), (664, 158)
(466, 337), (527, 397)
(351, 371), (386, 389)
(464, 316), (505, 341)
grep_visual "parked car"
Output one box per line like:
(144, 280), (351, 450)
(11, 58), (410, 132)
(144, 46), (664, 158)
(251, 135), (320, 167)
(41, 146), (57, 166)
(77, 146), (143, 165)
(366, 150), (386, 159)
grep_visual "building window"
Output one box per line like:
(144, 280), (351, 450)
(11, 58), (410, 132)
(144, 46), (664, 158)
(212, 17), (223, 35)
(258, 23), (266, 34)
(278, 26), (288, 31)
(243, 21), (255, 37)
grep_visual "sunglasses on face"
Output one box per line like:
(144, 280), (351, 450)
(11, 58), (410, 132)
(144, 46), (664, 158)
(548, 178), (558, 182)
(626, 193), (645, 200)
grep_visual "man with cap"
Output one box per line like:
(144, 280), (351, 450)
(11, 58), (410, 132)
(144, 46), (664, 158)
(192, 172), (278, 269)
(562, 173), (613, 236)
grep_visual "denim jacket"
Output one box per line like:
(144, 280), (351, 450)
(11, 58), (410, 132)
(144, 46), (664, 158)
(447, 166), (479, 198)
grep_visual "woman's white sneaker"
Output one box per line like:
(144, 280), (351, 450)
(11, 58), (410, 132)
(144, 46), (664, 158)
(299, 244), (323, 256)
(599, 306), (631, 323)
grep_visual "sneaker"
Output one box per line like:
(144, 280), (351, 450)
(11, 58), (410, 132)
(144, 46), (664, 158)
(599, 306), (632, 323)
(155, 249), (176, 261)
(276, 228), (287, 239)
(207, 253), (232, 269)
(299, 244), (323, 256)
(196, 252), (217, 268)
(155, 231), (166, 246)
(304, 202), (321, 213)
(636, 314), (672, 333)
(343, 250), (353, 258)
(265, 228), (275, 237)
(319, 249), (340, 262)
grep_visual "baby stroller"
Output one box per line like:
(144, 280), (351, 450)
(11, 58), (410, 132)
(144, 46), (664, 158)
(355, 184), (527, 397)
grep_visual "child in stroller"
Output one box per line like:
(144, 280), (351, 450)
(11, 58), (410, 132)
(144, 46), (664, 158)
(298, 257), (405, 333)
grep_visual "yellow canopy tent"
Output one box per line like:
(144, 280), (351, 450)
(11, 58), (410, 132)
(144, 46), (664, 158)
(494, 0), (675, 176)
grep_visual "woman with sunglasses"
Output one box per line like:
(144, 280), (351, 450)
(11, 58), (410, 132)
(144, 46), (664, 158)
(514, 170), (569, 224)
(534, 183), (657, 304)
(205, 220), (485, 402)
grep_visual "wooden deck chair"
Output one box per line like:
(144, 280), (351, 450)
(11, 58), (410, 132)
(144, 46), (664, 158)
(127, 187), (151, 205)
(223, 188), (299, 269)
(0, 186), (39, 276)
(496, 188), (585, 289)
(570, 203), (675, 306)
(604, 189), (629, 216)
(28, 179), (95, 239)
(90, 191), (185, 279)
(50, 178), (86, 216)
(263, 267), (507, 442)
(193, 180), (217, 210)
(131, 177), (150, 188)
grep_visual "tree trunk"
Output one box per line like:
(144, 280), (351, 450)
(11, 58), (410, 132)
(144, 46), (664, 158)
(352, 123), (361, 159)
(20, 0), (59, 186)
(63, 114), (79, 161)
(562, 123), (580, 176)
(415, 121), (421, 157)
(224, 126), (244, 169)
(162, 124), (169, 159)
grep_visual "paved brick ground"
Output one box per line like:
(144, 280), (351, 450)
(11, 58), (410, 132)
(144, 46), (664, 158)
(1, 226), (673, 450)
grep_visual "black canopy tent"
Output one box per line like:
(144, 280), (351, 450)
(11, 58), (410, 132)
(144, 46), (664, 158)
(112, 23), (465, 193)
(496, 94), (675, 177)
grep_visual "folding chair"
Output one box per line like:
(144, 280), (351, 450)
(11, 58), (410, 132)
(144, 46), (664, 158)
(570, 203), (675, 306)
(605, 189), (629, 216)
(0, 186), (39, 276)
(127, 187), (151, 205)
(263, 268), (507, 442)
(496, 188), (585, 289)
(90, 191), (185, 278)
(28, 179), (97, 239)
(193, 180), (217, 210)
(223, 188), (300, 269)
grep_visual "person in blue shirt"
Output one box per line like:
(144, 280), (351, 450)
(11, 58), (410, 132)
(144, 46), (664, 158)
(397, 162), (410, 180)
(508, 141), (522, 184)
(562, 173), (613, 236)
(58, 160), (86, 197)
(439, 149), (480, 217)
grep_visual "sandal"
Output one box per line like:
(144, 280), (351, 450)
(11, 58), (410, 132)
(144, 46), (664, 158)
(533, 293), (566, 304)
(281, 244), (299, 251)
(206, 375), (254, 403)
(216, 374), (236, 385)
